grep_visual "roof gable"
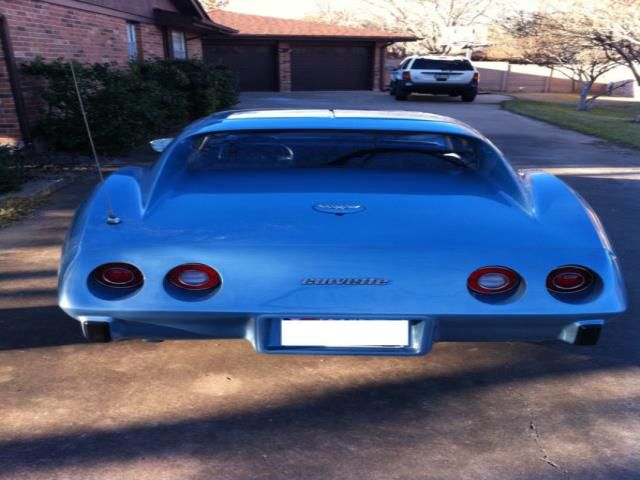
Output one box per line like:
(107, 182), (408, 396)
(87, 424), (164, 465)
(172, 0), (210, 19)
(75, 0), (208, 20)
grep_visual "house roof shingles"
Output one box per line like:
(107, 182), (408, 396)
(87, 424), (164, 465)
(208, 10), (416, 41)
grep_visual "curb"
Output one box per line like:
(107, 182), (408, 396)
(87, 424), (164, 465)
(0, 172), (86, 204)
(33, 174), (84, 198)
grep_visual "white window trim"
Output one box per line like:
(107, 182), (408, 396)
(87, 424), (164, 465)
(126, 23), (138, 60)
(170, 30), (187, 59)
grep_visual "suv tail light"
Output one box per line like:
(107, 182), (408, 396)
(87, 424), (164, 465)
(402, 70), (411, 81)
(168, 264), (221, 291)
(93, 263), (143, 289)
(468, 266), (521, 295)
(547, 266), (594, 294)
(473, 72), (479, 82)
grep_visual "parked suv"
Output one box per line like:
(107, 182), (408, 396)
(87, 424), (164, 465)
(390, 56), (479, 102)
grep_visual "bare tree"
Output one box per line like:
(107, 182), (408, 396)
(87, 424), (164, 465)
(306, 0), (498, 56)
(200, 0), (229, 12)
(304, 1), (365, 27)
(367, 0), (496, 55)
(504, 11), (620, 111)
(590, 1), (640, 93)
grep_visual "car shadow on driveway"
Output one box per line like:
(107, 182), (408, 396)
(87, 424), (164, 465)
(0, 305), (84, 350)
(0, 345), (638, 479)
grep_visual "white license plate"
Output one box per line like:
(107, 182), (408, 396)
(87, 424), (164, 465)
(281, 319), (409, 347)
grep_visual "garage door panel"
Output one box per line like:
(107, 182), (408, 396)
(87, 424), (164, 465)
(203, 42), (277, 91)
(291, 44), (373, 91)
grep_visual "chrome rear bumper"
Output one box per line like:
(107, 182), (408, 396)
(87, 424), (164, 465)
(77, 314), (607, 354)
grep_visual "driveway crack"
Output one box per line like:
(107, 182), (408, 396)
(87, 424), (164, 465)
(529, 419), (563, 471)
(506, 368), (571, 478)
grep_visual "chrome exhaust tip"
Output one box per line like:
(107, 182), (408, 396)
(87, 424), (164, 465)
(574, 323), (602, 346)
(81, 320), (112, 343)
(559, 320), (603, 346)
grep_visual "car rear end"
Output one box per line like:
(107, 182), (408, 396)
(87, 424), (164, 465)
(59, 113), (626, 356)
(59, 124), (625, 355)
(392, 57), (479, 102)
(62, 194), (625, 356)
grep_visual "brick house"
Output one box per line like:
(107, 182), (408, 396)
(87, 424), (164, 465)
(0, 2), (414, 146)
(204, 11), (415, 92)
(0, 0), (234, 145)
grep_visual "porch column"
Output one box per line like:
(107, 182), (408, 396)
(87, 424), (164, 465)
(278, 41), (291, 92)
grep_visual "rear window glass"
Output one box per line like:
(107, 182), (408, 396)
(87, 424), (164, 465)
(411, 59), (473, 71)
(178, 131), (480, 172)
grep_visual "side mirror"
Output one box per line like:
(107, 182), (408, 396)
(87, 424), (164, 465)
(149, 138), (174, 153)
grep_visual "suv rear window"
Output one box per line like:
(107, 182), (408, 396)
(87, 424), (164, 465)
(411, 59), (473, 71)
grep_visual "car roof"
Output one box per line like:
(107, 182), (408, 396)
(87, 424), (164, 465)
(226, 109), (451, 122)
(405, 55), (472, 61)
(183, 109), (485, 140)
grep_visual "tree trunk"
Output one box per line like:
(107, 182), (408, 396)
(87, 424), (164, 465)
(577, 82), (593, 111)
(623, 57), (640, 89)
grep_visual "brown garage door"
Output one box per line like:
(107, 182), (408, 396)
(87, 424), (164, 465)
(291, 44), (373, 91)
(203, 41), (278, 91)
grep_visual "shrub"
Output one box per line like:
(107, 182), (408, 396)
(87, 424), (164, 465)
(23, 58), (238, 154)
(0, 145), (24, 194)
(132, 59), (238, 119)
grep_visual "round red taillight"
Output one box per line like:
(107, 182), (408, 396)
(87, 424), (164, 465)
(93, 263), (143, 289)
(168, 264), (221, 291)
(547, 266), (594, 294)
(468, 266), (521, 295)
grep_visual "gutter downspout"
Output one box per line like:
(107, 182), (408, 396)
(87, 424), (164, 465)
(0, 13), (30, 145)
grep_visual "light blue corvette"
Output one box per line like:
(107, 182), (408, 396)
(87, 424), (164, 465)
(58, 109), (627, 355)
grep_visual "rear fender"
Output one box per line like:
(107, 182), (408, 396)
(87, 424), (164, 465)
(59, 168), (146, 293)
(523, 170), (626, 309)
(524, 170), (613, 250)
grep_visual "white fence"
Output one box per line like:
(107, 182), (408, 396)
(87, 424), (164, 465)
(474, 62), (638, 98)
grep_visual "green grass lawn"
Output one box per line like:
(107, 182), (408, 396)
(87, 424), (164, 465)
(502, 96), (640, 149)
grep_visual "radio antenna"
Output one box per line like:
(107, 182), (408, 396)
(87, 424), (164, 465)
(66, 47), (120, 225)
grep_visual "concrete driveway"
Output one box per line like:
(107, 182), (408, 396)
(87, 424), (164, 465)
(0, 92), (639, 480)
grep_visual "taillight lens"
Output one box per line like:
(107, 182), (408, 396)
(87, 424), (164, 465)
(468, 266), (521, 295)
(168, 264), (221, 291)
(473, 72), (480, 82)
(547, 266), (594, 294)
(93, 263), (143, 289)
(402, 70), (411, 81)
